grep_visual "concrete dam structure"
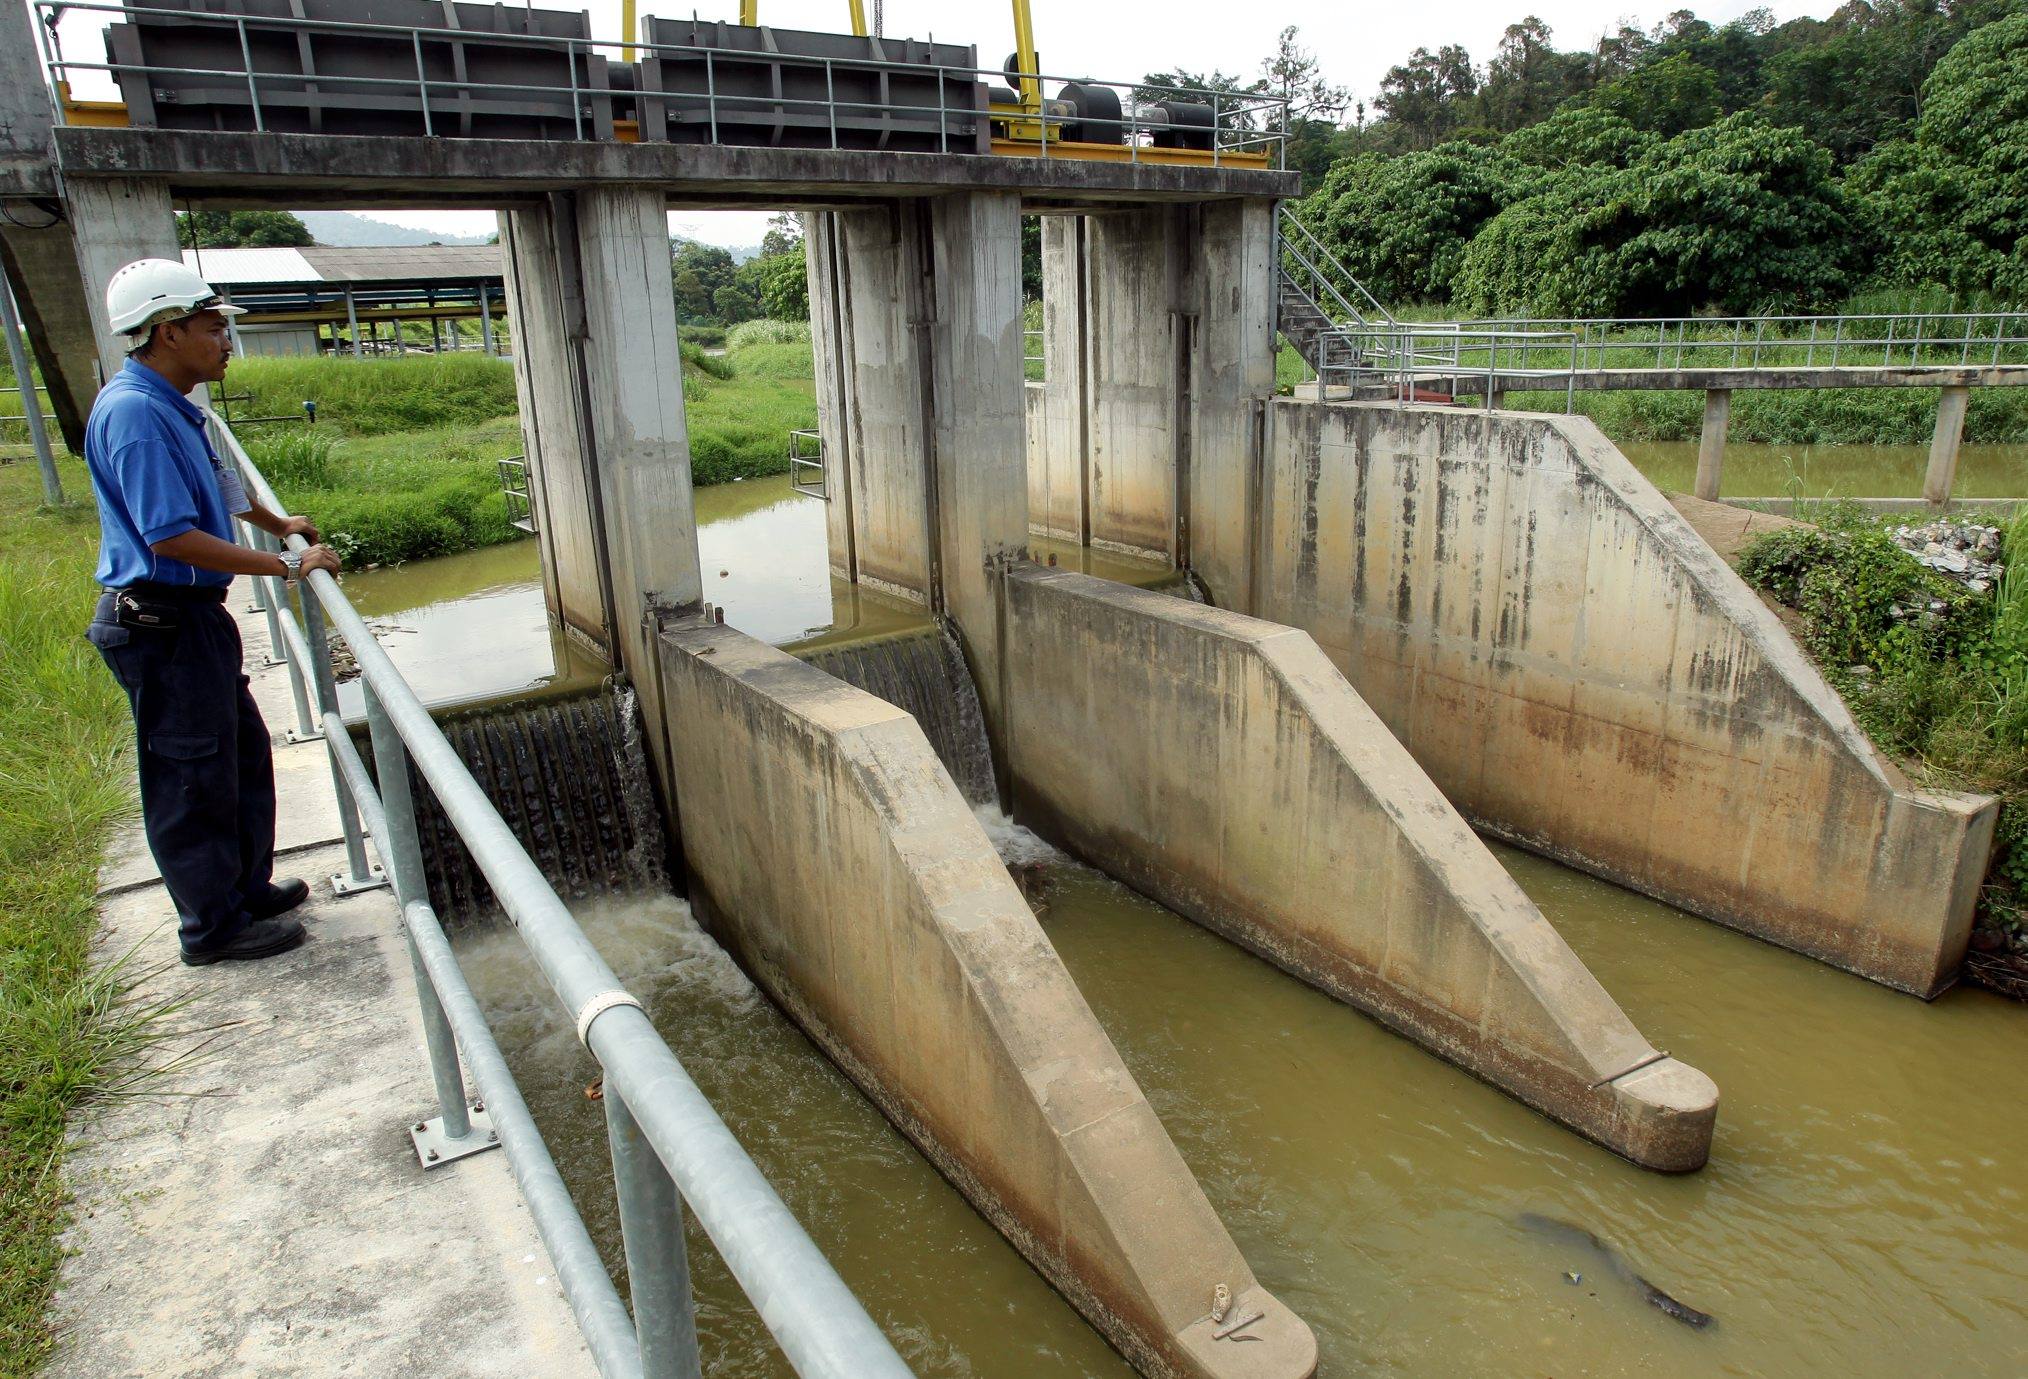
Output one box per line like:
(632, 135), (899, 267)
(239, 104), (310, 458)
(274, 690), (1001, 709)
(9, 3), (2002, 1365)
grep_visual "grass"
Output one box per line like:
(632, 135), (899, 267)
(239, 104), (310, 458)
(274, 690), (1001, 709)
(222, 355), (520, 436)
(1737, 504), (2028, 944)
(684, 324), (817, 487)
(250, 415), (527, 568)
(0, 453), (159, 1374)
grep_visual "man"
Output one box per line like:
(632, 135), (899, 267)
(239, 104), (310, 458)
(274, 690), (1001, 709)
(83, 257), (343, 965)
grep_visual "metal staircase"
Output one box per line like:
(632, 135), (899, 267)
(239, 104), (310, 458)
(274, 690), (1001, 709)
(1275, 208), (1398, 388)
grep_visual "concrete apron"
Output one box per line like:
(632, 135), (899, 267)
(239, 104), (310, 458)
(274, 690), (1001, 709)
(996, 565), (1719, 1173)
(654, 615), (1318, 1379)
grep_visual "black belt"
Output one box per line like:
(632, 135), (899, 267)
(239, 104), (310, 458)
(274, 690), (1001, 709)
(110, 581), (229, 605)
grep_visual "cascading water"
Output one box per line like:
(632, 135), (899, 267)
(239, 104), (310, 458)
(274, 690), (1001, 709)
(399, 686), (668, 921)
(796, 624), (997, 805)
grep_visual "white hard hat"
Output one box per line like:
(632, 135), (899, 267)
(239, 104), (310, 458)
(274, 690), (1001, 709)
(105, 257), (245, 340)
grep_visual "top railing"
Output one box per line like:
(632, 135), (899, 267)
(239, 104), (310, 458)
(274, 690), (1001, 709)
(33, 0), (1289, 168)
(209, 408), (916, 1379)
(1453, 311), (2028, 374)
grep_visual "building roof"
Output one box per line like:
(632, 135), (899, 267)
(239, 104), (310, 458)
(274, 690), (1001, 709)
(182, 244), (503, 289)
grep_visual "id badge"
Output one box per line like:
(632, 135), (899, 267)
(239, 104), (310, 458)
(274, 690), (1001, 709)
(214, 458), (251, 516)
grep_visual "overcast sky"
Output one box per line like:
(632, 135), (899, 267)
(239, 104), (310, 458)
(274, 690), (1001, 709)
(46, 0), (1844, 248)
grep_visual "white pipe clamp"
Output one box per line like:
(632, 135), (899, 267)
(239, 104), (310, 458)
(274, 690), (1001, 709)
(574, 988), (645, 1047)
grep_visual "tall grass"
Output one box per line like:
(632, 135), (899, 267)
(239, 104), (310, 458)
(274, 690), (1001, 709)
(226, 355), (518, 436)
(724, 318), (810, 349)
(681, 322), (817, 486)
(0, 456), (162, 1372)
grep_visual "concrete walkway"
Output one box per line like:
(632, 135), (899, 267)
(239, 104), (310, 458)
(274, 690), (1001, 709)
(51, 579), (597, 1379)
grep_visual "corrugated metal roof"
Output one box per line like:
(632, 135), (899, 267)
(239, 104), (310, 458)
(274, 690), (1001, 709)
(180, 244), (502, 288)
(180, 247), (318, 285)
(299, 245), (502, 283)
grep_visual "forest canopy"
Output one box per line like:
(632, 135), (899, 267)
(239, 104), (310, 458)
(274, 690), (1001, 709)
(1261, 1), (2026, 318)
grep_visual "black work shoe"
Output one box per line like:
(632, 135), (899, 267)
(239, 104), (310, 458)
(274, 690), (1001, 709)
(180, 917), (307, 967)
(247, 878), (310, 921)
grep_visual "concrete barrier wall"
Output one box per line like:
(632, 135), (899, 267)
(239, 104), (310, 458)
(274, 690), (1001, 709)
(656, 616), (1317, 1379)
(1251, 401), (1997, 996)
(1000, 566), (1717, 1171)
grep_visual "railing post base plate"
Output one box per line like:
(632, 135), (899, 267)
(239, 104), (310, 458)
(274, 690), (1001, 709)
(331, 863), (391, 897)
(410, 1105), (499, 1170)
(285, 727), (325, 745)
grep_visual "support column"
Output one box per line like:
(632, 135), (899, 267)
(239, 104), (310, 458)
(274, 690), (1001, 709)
(1032, 201), (1277, 607)
(477, 285), (494, 355)
(501, 190), (701, 802)
(65, 178), (181, 389)
(805, 193), (1028, 731)
(1925, 385), (1970, 509)
(1032, 215), (1089, 543)
(344, 286), (359, 356)
(1695, 387), (1731, 501)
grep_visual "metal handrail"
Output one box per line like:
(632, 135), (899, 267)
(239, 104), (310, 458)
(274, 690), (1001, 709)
(1277, 209), (1395, 329)
(209, 409), (915, 1379)
(37, 0), (1291, 167)
(787, 428), (825, 500)
(1451, 311), (2028, 372)
(498, 455), (536, 534)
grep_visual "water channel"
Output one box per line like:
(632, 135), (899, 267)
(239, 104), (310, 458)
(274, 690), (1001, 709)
(357, 468), (2028, 1377)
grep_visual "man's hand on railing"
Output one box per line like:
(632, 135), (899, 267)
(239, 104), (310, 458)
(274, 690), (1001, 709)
(299, 543), (344, 579)
(278, 514), (321, 544)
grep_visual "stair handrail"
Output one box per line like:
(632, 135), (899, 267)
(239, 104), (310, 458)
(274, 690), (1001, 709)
(1277, 207), (1398, 331)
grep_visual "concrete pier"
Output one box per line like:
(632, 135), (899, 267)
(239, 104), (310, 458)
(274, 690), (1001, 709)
(1000, 566), (1718, 1171)
(803, 193), (1029, 733)
(1030, 204), (1278, 603)
(1926, 384), (1971, 507)
(1694, 387), (1731, 500)
(1238, 401), (1997, 996)
(498, 189), (701, 783)
(656, 616), (1318, 1379)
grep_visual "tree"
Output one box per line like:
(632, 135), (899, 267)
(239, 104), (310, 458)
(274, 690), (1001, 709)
(1479, 18), (1587, 132)
(1259, 26), (1350, 122)
(177, 209), (313, 248)
(1848, 11), (2028, 298)
(752, 252), (810, 320)
(1588, 52), (1723, 134)
(1300, 142), (1523, 304)
(1456, 112), (1863, 316)
(1499, 105), (1656, 169)
(1375, 45), (1478, 151)
(759, 211), (803, 259)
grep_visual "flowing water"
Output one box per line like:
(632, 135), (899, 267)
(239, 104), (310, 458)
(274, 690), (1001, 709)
(366, 460), (2028, 1376)
(455, 824), (2028, 1378)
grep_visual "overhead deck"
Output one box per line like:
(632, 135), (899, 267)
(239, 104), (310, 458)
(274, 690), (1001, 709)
(33, 127), (1299, 209)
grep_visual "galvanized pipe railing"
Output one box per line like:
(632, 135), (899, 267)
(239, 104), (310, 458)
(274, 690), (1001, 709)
(208, 408), (915, 1379)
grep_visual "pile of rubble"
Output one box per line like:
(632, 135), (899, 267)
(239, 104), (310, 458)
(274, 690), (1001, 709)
(1890, 519), (2006, 593)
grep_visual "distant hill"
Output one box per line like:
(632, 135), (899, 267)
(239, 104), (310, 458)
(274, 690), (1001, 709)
(297, 211), (490, 246)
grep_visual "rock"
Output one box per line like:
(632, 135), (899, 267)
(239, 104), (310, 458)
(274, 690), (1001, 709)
(1847, 665), (1874, 678)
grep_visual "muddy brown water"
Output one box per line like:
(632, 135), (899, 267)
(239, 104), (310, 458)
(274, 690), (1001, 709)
(361, 468), (2027, 1376)
(1620, 439), (2028, 500)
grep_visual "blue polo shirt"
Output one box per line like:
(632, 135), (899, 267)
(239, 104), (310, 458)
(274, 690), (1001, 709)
(86, 359), (240, 589)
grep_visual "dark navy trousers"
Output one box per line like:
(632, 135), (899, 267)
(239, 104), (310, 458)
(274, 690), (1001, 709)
(89, 589), (277, 952)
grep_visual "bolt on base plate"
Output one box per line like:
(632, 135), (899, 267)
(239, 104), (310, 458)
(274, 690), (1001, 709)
(410, 1104), (500, 1169)
(330, 863), (390, 896)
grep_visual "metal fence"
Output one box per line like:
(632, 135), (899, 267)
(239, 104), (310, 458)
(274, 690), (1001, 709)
(1452, 311), (2028, 373)
(213, 411), (914, 1379)
(36, 0), (1290, 167)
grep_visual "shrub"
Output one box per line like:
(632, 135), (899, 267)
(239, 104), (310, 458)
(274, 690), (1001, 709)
(725, 318), (811, 349)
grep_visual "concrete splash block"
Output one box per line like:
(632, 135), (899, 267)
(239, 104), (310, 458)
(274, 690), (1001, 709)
(1257, 402), (1998, 997)
(655, 616), (1317, 1379)
(1000, 566), (1719, 1172)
